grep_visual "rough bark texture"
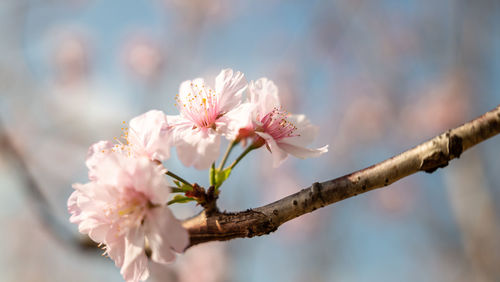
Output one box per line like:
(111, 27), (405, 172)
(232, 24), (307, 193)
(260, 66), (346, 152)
(183, 105), (500, 248)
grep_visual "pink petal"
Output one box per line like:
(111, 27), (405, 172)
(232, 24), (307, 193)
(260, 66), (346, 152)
(120, 227), (149, 282)
(92, 152), (129, 188)
(249, 78), (280, 117)
(215, 68), (247, 113)
(281, 114), (320, 147)
(173, 125), (221, 170)
(177, 78), (208, 120)
(128, 110), (172, 161)
(219, 102), (255, 140)
(277, 142), (329, 159)
(88, 224), (110, 242)
(69, 183), (111, 228)
(130, 157), (170, 205)
(85, 140), (114, 181)
(67, 190), (81, 219)
(276, 114), (329, 159)
(145, 206), (189, 264)
(255, 132), (288, 167)
(105, 234), (126, 267)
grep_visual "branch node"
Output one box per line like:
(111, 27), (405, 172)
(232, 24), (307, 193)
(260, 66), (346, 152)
(311, 182), (326, 206)
(421, 151), (449, 173)
(448, 134), (463, 158)
(186, 184), (219, 215)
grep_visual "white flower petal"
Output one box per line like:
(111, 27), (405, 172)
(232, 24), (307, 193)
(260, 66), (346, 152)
(86, 140), (114, 181)
(67, 189), (81, 220)
(145, 206), (189, 264)
(120, 226), (149, 282)
(215, 68), (247, 113)
(173, 125), (220, 170)
(130, 157), (170, 205)
(178, 78), (206, 102)
(281, 114), (320, 147)
(128, 110), (172, 161)
(249, 78), (280, 116)
(177, 78), (209, 120)
(88, 224), (110, 242)
(277, 142), (329, 159)
(255, 132), (288, 167)
(220, 102), (256, 140)
(92, 152), (130, 188)
(105, 234), (126, 267)
(276, 114), (329, 159)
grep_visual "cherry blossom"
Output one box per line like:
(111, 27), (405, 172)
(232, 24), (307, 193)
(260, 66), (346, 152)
(230, 78), (328, 167)
(85, 110), (172, 180)
(170, 68), (247, 169)
(67, 68), (332, 282)
(69, 152), (189, 282)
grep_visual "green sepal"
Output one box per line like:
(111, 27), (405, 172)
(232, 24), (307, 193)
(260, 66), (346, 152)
(170, 184), (192, 193)
(167, 195), (196, 205)
(181, 183), (193, 191)
(209, 167), (232, 189)
(217, 168), (232, 188)
(170, 187), (185, 193)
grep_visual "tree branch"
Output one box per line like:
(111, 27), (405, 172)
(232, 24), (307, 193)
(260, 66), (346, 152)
(183, 105), (500, 248)
(0, 120), (97, 251)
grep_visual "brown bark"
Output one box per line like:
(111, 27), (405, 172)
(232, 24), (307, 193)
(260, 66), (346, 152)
(183, 105), (500, 248)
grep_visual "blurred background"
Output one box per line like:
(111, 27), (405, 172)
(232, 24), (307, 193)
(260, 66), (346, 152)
(1, 0), (500, 281)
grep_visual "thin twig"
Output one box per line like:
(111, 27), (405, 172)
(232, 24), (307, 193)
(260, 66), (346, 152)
(0, 121), (98, 251)
(166, 170), (192, 186)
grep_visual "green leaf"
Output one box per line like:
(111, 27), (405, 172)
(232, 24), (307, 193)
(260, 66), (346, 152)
(167, 195), (196, 205)
(173, 180), (181, 188)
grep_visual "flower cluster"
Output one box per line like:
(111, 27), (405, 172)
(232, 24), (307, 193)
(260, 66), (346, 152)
(68, 69), (328, 282)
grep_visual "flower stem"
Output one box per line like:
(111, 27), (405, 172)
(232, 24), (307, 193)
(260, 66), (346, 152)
(166, 171), (192, 187)
(218, 140), (238, 170)
(210, 162), (216, 186)
(228, 144), (257, 170)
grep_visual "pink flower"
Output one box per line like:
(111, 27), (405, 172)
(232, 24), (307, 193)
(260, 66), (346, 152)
(86, 110), (172, 180)
(230, 78), (328, 167)
(69, 153), (189, 282)
(170, 69), (247, 169)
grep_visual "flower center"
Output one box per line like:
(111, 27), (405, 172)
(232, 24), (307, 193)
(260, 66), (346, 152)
(105, 188), (149, 234)
(175, 83), (220, 129)
(259, 107), (298, 141)
(99, 122), (134, 156)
